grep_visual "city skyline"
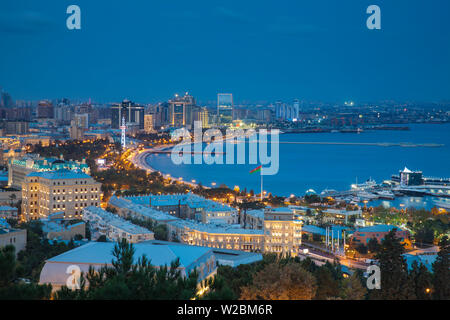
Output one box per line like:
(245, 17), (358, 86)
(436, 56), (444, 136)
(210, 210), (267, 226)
(1, 0), (450, 103)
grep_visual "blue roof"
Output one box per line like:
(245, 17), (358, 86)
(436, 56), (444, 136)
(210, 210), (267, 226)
(125, 193), (237, 213)
(0, 218), (11, 229)
(356, 224), (405, 233)
(0, 206), (18, 211)
(47, 241), (212, 268)
(27, 169), (92, 180)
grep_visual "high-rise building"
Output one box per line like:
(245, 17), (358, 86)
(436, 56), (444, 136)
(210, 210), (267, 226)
(111, 100), (145, 129)
(21, 169), (102, 220)
(168, 93), (195, 128)
(0, 91), (14, 108)
(74, 113), (89, 129)
(193, 107), (209, 128)
(217, 93), (233, 125)
(144, 114), (154, 133)
(293, 99), (300, 121)
(37, 100), (54, 119)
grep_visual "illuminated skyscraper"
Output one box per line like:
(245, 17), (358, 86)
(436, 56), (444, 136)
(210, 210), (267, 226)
(217, 93), (233, 125)
(111, 99), (144, 129)
(168, 93), (195, 128)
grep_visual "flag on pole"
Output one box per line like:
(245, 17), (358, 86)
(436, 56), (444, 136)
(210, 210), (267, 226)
(249, 165), (262, 174)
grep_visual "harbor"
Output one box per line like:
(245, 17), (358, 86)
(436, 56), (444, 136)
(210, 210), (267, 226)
(320, 167), (450, 210)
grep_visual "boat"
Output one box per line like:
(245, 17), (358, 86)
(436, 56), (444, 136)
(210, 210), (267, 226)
(357, 191), (379, 200)
(375, 190), (395, 200)
(351, 178), (377, 191)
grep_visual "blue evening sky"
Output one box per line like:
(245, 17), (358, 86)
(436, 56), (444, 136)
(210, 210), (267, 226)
(0, 0), (449, 104)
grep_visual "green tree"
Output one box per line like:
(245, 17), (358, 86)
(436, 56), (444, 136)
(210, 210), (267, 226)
(371, 229), (416, 300)
(240, 262), (316, 300)
(0, 245), (52, 300)
(314, 263), (341, 300)
(340, 272), (367, 300)
(55, 239), (199, 300)
(367, 237), (380, 254)
(409, 261), (433, 300)
(432, 236), (450, 300)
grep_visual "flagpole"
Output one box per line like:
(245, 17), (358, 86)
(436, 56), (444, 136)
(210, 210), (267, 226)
(260, 169), (263, 202)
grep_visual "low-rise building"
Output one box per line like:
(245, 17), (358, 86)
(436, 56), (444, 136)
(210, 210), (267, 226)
(241, 209), (264, 230)
(322, 208), (362, 224)
(83, 206), (154, 243)
(39, 241), (217, 291)
(350, 224), (411, 248)
(0, 218), (26, 255)
(124, 193), (238, 224)
(0, 205), (18, 219)
(41, 213), (86, 241)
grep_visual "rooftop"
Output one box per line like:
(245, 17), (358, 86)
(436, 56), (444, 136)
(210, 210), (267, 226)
(27, 169), (93, 180)
(46, 241), (212, 268)
(356, 224), (405, 233)
(84, 206), (154, 235)
(125, 193), (237, 213)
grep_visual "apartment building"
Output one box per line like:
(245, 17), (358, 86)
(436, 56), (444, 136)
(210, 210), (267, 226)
(83, 206), (154, 243)
(21, 169), (102, 220)
(124, 193), (238, 224)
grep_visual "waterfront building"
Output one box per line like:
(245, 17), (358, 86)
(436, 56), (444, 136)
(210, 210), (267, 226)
(0, 218), (26, 255)
(263, 207), (302, 257)
(8, 154), (90, 189)
(322, 208), (362, 224)
(39, 240), (217, 291)
(217, 93), (233, 125)
(399, 167), (423, 186)
(83, 206), (154, 243)
(111, 99), (145, 129)
(21, 169), (102, 220)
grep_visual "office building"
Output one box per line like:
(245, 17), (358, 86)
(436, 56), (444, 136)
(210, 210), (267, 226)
(21, 169), (102, 220)
(111, 99), (145, 129)
(144, 114), (154, 133)
(37, 100), (54, 119)
(168, 93), (195, 128)
(217, 93), (233, 125)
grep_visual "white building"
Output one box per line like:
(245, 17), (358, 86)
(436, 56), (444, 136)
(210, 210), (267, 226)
(83, 206), (154, 243)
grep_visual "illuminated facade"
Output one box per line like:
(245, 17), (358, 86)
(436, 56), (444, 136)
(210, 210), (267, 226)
(263, 207), (302, 257)
(217, 93), (233, 125)
(21, 170), (102, 220)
